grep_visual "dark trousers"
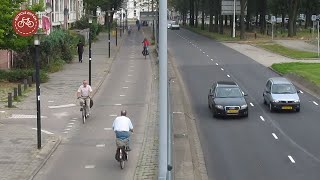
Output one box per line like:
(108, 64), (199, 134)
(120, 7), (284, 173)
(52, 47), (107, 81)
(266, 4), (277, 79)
(78, 52), (83, 62)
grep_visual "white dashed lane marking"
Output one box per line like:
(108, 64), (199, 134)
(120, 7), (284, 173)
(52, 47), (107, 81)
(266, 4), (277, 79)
(221, 68), (224, 71)
(104, 128), (113, 130)
(122, 87), (129, 89)
(227, 75), (230, 78)
(109, 115), (117, 117)
(48, 104), (76, 109)
(250, 103), (254, 107)
(120, 95), (126, 97)
(64, 128), (71, 131)
(313, 101), (318, 106)
(216, 63), (219, 65)
(85, 165), (95, 169)
(31, 128), (54, 135)
(272, 133), (278, 140)
(68, 122), (74, 125)
(114, 104), (122, 106)
(67, 125), (73, 128)
(288, 156), (296, 163)
(260, 116), (265, 121)
(96, 144), (105, 148)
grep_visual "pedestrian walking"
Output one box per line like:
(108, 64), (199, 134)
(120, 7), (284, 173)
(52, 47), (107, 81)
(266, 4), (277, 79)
(77, 40), (84, 63)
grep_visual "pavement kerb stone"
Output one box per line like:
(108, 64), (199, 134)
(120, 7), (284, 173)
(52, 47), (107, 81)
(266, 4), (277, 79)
(28, 136), (62, 180)
(168, 50), (209, 180)
(91, 34), (127, 98)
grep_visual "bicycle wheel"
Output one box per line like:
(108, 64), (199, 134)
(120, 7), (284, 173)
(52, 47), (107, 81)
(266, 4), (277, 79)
(82, 107), (86, 124)
(120, 160), (125, 169)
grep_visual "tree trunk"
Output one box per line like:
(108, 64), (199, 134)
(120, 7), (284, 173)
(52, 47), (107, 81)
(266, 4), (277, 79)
(195, 0), (199, 28)
(282, 13), (285, 28)
(214, 13), (219, 32)
(288, 0), (300, 37)
(246, 13), (250, 30)
(225, 15), (228, 27)
(201, 10), (205, 30)
(219, 15), (223, 34)
(209, 11), (214, 32)
(255, 12), (258, 27)
(240, 0), (246, 39)
(260, 0), (267, 34)
(189, 0), (194, 26)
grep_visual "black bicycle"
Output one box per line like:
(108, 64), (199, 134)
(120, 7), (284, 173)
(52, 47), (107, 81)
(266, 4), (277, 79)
(142, 46), (149, 59)
(115, 138), (130, 169)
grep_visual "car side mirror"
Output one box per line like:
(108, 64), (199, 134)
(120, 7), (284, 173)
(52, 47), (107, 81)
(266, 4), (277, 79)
(297, 90), (302, 93)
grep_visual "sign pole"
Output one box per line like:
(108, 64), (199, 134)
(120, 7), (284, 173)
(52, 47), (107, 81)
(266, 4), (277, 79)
(318, 20), (319, 57)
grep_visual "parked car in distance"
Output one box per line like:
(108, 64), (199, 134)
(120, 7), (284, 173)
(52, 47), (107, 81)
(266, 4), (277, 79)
(263, 77), (301, 112)
(208, 81), (249, 118)
(170, 21), (180, 30)
(167, 20), (174, 29)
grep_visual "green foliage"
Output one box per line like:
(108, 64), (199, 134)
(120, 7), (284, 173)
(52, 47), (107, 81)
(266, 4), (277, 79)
(0, 0), (27, 50)
(0, 69), (48, 83)
(259, 44), (318, 59)
(46, 59), (65, 73)
(272, 62), (320, 86)
(73, 16), (101, 40)
(27, 0), (45, 12)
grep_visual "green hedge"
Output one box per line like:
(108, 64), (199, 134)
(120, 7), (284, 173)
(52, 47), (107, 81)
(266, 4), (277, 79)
(0, 69), (48, 83)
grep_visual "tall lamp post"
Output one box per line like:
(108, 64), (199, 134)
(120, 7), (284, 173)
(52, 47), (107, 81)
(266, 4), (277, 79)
(120, 10), (122, 37)
(125, 9), (128, 30)
(34, 32), (46, 149)
(107, 9), (114, 58)
(88, 15), (93, 85)
(123, 9), (125, 34)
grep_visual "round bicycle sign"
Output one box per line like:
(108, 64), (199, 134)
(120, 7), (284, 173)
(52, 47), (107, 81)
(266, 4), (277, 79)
(12, 10), (39, 37)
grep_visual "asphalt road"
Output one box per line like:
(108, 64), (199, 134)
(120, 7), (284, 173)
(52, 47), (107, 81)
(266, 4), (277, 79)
(33, 30), (152, 179)
(168, 28), (320, 180)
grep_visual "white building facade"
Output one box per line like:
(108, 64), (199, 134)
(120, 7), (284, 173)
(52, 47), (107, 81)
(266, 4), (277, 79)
(125, 0), (154, 20)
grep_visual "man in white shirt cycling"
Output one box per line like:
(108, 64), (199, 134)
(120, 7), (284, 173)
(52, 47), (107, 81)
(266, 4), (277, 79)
(112, 110), (133, 151)
(77, 80), (92, 117)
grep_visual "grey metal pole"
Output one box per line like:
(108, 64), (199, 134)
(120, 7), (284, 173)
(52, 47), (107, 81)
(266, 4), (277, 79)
(89, 25), (92, 85)
(232, 0), (236, 38)
(158, 0), (167, 177)
(167, 81), (173, 180)
(108, 14), (111, 59)
(318, 20), (319, 57)
(34, 37), (41, 149)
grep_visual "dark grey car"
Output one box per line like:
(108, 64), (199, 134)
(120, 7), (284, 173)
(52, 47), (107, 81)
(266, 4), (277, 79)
(263, 77), (301, 112)
(208, 81), (248, 118)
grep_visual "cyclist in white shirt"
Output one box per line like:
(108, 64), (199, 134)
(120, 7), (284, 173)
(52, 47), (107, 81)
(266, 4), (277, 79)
(77, 80), (92, 117)
(112, 110), (133, 150)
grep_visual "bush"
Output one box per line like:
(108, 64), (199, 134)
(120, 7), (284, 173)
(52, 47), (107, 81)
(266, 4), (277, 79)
(46, 59), (65, 73)
(0, 69), (48, 83)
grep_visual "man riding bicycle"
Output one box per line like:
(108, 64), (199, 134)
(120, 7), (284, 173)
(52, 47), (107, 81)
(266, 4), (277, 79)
(112, 110), (133, 151)
(77, 80), (92, 117)
(142, 38), (150, 56)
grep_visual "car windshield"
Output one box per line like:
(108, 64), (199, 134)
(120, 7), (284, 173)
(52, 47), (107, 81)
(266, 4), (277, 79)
(271, 84), (296, 94)
(215, 87), (243, 98)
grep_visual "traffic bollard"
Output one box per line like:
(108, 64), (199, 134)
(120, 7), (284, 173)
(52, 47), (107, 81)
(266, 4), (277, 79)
(18, 84), (22, 96)
(28, 76), (32, 87)
(8, 93), (12, 108)
(14, 88), (18, 100)
(23, 79), (27, 91)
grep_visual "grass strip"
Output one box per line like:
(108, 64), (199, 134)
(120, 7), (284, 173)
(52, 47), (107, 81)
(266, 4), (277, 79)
(260, 44), (318, 59)
(272, 62), (320, 86)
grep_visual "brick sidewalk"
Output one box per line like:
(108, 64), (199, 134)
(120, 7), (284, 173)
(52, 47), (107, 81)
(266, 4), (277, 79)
(0, 32), (124, 180)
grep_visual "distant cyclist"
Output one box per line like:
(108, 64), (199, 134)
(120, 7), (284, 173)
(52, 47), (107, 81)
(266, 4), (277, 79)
(77, 80), (92, 117)
(142, 38), (150, 56)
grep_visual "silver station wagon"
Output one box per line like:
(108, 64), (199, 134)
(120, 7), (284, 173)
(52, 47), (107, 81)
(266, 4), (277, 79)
(263, 77), (301, 112)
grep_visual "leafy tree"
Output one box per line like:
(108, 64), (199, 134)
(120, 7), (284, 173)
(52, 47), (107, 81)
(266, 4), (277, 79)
(0, 0), (31, 51)
(288, 0), (300, 37)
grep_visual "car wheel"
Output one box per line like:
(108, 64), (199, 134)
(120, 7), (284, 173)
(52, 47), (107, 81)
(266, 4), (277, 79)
(296, 108), (300, 112)
(212, 110), (218, 118)
(269, 103), (274, 112)
(208, 102), (211, 109)
(263, 97), (267, 105)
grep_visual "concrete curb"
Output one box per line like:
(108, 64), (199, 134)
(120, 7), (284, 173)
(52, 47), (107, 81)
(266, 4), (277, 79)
(168, 51), (209, 180)
(28, 136), (62, 180)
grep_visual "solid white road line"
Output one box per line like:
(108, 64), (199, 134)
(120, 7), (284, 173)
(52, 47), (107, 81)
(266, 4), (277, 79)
(272, 133), (278, 140)
(288, 156), (296, 163)
(48, 104), (76, 109)
(227, 75), (230, 78)
(260, 116), (265, 121)
(313, 101), (319, 106)
(250, 103), (254, 107)
(32, 128), (54, 135)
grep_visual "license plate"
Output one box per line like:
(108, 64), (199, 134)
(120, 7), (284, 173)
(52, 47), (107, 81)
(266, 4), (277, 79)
(282, 106), (292, 110)
(227, 110), (239, 113)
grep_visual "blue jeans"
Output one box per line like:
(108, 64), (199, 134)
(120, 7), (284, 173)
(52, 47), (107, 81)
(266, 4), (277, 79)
(115, 131), (130, 147)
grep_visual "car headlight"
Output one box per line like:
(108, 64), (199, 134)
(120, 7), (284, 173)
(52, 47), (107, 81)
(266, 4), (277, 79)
(241, 104), (248, 109)
(215, 105), (224, 109)
(272, 100), (279, 103)
(294, 100), (300, 103)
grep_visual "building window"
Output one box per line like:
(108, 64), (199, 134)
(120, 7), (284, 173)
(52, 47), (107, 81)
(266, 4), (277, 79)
(134, 10), (136, 16)
(134, 1), (136, 7)
(142, 9), (144, 12)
